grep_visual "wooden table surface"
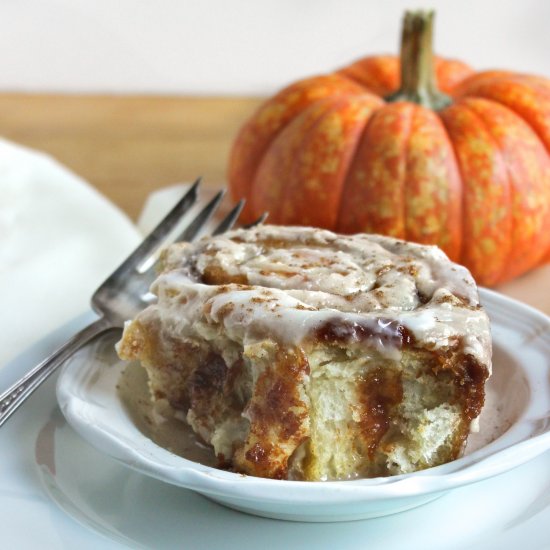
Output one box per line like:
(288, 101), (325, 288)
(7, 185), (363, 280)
(0, 93), (263, 220)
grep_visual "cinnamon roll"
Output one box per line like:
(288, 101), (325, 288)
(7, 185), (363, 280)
(117, 225), (491, 480)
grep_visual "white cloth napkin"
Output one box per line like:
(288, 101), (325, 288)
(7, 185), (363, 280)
(0, 139), (141, 367)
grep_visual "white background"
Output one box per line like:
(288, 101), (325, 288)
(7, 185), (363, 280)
(0, 0), (549, 95)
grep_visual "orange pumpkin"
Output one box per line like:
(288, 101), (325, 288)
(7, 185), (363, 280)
(228, 11), (550, 286)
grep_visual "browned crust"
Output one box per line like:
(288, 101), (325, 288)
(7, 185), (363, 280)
(233, 347), (310, 479)
(426, 348), (489, 459)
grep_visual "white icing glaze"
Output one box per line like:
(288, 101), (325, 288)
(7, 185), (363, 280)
(147, 226), (491, 370)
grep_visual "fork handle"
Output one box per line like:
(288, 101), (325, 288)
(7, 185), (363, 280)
(0, 316), (112, 427)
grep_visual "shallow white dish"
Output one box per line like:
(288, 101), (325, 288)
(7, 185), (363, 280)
(56, 288), (550, 522)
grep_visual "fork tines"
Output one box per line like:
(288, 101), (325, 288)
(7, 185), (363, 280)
(213, 199), (245, 236)
(175, 189), (226, 243)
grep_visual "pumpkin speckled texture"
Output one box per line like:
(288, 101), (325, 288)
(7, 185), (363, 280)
(228, 11), (550, 286)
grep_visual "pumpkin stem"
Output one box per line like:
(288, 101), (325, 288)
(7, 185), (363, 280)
(386, 10), (452, 110)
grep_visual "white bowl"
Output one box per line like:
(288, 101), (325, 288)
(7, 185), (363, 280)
(56, 289), (550, 522)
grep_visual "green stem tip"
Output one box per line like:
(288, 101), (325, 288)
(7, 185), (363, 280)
(386, 10), (452, 110)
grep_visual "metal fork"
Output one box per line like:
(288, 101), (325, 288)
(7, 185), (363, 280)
(0, 179), (261, 427)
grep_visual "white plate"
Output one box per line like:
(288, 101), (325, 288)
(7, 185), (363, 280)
(2, 310), (550, 548)
(56, 289), (550, 522)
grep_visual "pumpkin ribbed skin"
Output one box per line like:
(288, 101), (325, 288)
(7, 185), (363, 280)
(228, 54), (550, 286)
